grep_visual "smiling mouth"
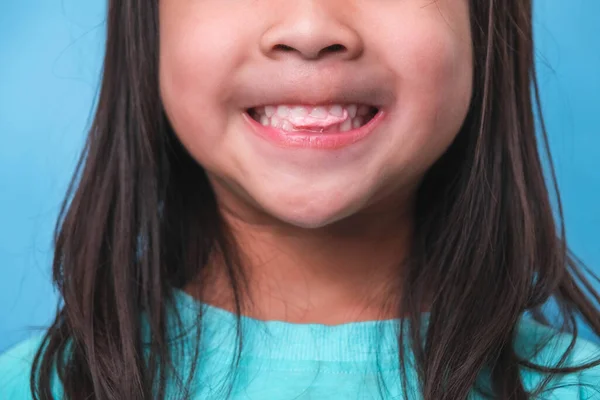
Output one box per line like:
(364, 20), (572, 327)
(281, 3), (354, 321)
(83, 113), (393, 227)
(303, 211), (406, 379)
(246, 104), (379, 133)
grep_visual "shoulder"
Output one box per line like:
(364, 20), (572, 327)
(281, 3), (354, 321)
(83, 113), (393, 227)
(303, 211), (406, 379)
(514, 317), (600, 399)
(0, 333), (47, 400)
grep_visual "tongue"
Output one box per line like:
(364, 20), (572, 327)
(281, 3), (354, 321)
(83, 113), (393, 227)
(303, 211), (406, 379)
(285, 109), (349, 129)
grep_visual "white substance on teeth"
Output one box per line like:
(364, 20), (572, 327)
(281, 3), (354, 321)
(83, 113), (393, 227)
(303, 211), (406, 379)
(281, 120), (294, 132)
(270, 115), (282, 128)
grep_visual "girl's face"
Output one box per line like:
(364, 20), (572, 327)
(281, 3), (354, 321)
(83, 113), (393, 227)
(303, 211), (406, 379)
(159, 0), (473, 228)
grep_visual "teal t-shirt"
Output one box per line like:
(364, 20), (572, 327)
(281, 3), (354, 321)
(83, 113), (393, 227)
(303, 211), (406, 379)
(1, 289), (599, 399)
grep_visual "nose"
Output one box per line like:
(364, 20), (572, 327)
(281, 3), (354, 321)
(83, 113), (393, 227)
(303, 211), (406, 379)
(260, 2), (363, 61)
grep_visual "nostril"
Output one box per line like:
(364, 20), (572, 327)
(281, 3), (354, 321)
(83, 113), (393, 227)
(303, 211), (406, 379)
(317, 44), (346, 57)
(271, 43), (347, 58)
(324, 44), (345, 53)
(273, 44), (296, 52)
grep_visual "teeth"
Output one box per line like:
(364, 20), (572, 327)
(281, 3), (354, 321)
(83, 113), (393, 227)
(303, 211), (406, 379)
(308, 106), (329, 119)
(270, 115), (282, 128)
(357, 105), (371, 116)
(347, 104), (357, 118)
(328, 105), (344, 117)
(290, 106), (309, 118)
(276, 105), (290, 117)
(281, 120), (294, 132)
(254, 104), (370, 119)
(339, 119), (352, 132)
(251, 104), (376, 133)
(265, 106), (276, 117)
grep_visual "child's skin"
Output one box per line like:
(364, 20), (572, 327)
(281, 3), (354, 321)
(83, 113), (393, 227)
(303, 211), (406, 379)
(159, 0), (473, 323)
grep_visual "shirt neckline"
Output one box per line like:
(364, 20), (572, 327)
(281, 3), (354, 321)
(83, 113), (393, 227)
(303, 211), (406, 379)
(171, 288), (431, 364)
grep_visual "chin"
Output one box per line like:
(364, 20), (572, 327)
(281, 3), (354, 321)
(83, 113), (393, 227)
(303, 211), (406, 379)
(254, 189), (366, 229)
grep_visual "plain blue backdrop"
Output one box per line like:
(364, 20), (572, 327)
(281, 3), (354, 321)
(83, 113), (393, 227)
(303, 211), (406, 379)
(1, 1), (599, 353)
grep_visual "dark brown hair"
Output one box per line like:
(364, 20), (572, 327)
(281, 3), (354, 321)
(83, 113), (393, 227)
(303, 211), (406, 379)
(30, 0), (600, 399)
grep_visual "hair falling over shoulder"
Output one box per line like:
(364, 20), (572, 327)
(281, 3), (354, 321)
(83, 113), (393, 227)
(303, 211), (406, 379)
(30, 1), (600, 399)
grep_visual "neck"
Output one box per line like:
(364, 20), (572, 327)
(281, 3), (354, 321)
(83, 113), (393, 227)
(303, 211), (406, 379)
(186, 189), (415, 325)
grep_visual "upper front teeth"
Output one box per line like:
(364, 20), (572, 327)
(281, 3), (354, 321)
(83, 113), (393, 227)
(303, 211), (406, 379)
(308, 106), (329, 119)
(258, 104), (369, 120)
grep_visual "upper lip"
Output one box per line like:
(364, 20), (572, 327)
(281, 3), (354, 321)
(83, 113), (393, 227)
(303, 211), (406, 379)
(236, 68), (395, 110)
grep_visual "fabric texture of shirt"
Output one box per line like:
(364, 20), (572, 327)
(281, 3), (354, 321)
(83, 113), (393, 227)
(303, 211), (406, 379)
(1, 288), (599, 399)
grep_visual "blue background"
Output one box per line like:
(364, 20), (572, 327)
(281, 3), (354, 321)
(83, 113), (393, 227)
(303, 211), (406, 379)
(1, 1), (599, 352)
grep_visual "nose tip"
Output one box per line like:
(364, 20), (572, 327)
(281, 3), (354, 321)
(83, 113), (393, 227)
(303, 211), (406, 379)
(260, 10), (363, 61)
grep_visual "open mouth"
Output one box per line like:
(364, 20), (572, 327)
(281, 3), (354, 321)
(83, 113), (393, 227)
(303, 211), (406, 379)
(246, 104), (379, 133)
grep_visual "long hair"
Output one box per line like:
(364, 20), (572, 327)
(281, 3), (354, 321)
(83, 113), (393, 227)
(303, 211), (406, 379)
(30, 0), (600, 399)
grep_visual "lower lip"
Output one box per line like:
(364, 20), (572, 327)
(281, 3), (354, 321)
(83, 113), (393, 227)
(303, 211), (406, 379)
(242, 110), (386, 150)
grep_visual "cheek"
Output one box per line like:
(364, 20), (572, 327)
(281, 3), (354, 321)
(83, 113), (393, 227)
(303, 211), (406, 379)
(158, 6), (249, 166)
(373, 16), (473, 177)
(158, 3), (253, 112)
(397, 23), (472, 117)
(159, 2), (248, 89)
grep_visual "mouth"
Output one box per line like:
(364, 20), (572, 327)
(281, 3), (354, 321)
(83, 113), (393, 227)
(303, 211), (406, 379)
(245, 104), (379, 134)
(242, 103), (385, 150)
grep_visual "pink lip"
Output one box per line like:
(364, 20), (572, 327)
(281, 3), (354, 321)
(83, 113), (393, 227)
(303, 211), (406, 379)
(242, 110), (386, 150)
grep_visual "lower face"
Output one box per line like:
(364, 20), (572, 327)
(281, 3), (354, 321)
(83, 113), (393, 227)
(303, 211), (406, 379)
(159, 0), (473, 229)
